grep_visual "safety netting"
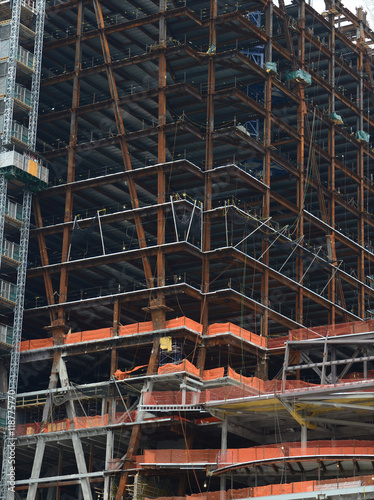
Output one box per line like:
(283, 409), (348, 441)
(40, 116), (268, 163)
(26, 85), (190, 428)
(158, 360), (200, 377)
(14, 410), (136, 437)
(137, 449), (219, 465)
(19, 317), (263, 351)
(20, 316), (374, 352)
(267, 318), (374, 349)
(144, 475), (374, 500)
(115, 365), (147, 380)
(288, 319), (374, 341)
(135, 440), (374, 468)
(217, 440), (374, 467)
(144, 357), (374, 406)
(206, 322), (266, 348)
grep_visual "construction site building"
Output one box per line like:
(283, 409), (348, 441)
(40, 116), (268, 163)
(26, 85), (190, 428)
(1, 0), (374, 498)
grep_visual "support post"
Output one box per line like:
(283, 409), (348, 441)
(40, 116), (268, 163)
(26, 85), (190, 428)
(220, 415), (228, 500)
(301, 424), (307, 449)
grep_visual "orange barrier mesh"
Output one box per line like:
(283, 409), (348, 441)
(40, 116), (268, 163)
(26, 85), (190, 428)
(158, 360), (200, 377)
(166, 317), (203, 333)
(145, 475), (374, 500)
(66, 328), (112, 344)
(269, 318), (374, 349)
(143, 391), (201, 406)
(20, 317), (205, 352)
(207, 322), (265, 348)
(203, 368), (224, 380)
(140, 449), (218, 464)
(267, 336), (287, 349)
(20, 316), (266, 352)
(138, 321), (154, 333)
(20, 338), (53, 351)
(114, 411), (137, 423)
(219, 440), (374, 468)
(115, 365), (147, 380)
(119, 323), (139, 336)
(289, 319), (374, 341)
(20, 316), (374, 354)
(73, 415), (109, 429)
(143, 374), (371, 406)
(46, 419), (70, 433)
(194, 417), (221, 425)
(136, 440), (374, 469)
(143, 365), (324, 407)
(15, 411), (136, 437)
(15, 422), (40, 436)
(189, 490), (250, 500)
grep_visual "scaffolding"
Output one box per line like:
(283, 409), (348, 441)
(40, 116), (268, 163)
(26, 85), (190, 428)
(0, 0), (46, 497)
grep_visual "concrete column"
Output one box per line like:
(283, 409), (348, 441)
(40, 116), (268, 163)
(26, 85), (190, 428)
(104, 431), (114, 500)
(301, 424), (307, 449)
(220, 415), (228, 500)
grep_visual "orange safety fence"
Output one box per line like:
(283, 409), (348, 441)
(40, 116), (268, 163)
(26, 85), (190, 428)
(19, 316), (374, 353)
(205, 385), (259, 402)
(135, 440), (374, 469)
(207, 322), (266, 348)
(115, 365), (147, 380)
(143, 390), (201, 406)
(166, 317), (203, 333)
(145, 365), (323, 407)
(203, 368), (225, 380)
(219, 440), (374, 468)
(67, 327), (113, 344)
(267, 336), (288, 349)
(14, 419), (69, 436)
(142, 371), (374, 406)
(15, 410), (136, 437)
(73, 415), (109, 429)
(138, 449), (219, 465)
(195, 416), (221, 425)
(289, 318), (374, 341)
(19, 317), (266, 352)
(158, 360), (200, 377)
(144, 475), (374, 500)
(20, 338), (53, 351)
(269, 318), (374, 349)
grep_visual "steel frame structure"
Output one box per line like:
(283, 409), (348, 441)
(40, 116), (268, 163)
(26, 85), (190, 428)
(4, 0), (374, 498)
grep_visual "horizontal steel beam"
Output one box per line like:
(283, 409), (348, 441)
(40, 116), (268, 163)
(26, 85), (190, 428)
(16, 471), (105, 486)
(288, 354), (374, 371)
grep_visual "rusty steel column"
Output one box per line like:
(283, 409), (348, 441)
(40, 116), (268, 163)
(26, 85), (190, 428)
(152, 0), (168, 330)
(260, 0), (273, 347)
(111, 298), (119, 379)
(357, 26), (365, 318)
(33, 198), (56, 319)
(201, 0), (217, 334)
(295, 0), (306, 325)
(113, 298), (120, 336)
(56, 448), (63, 500)
(327, 11), (337, 324)
(93, 0), (154, 291)
(57, 0), (83, 331)
(196, 340), (207, 377)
